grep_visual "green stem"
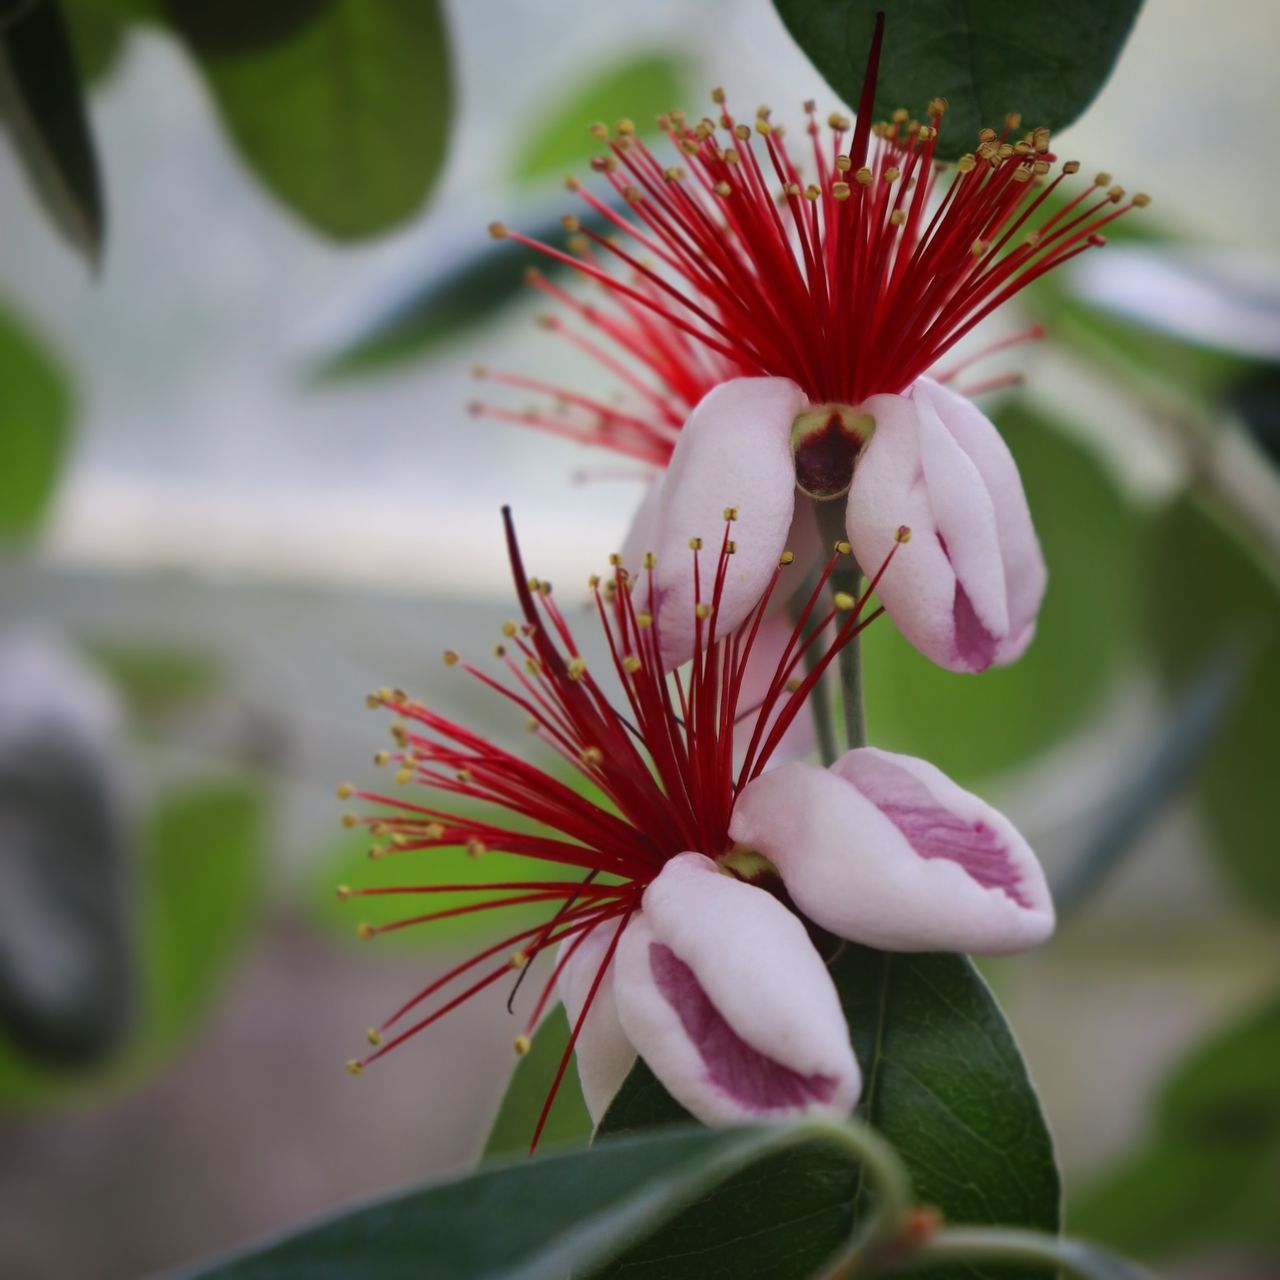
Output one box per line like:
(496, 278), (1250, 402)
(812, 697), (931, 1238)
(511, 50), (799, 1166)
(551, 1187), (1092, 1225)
(815, 499), (867, 751)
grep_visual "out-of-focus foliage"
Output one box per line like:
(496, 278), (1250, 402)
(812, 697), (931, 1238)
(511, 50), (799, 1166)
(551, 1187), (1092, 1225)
(0, 0), (104, 264)
(865, 401), (1139, 783)
(0, 777), (265, 1107)
(1145, 496), (1280, 915)
(1072, 997), (1280, 1265)
(772, 0), (1142, 162)
(0, 299), (74, 542)
(164, 0), (453, 240)
(594, 949), (1059, 1280)
(483, 1004), (591, 1159)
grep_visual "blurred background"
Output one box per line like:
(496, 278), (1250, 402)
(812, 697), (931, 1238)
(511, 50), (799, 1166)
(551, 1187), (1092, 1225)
(1, 0), (1277, 1276)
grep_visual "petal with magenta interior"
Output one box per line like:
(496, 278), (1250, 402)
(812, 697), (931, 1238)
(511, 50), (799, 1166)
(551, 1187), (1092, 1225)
(557, 922), (637, 1126)
(634, 377), (806, 671)
(845, 378), (1043, 673)
(612, 852), (860, 1125)
(730, 749), (1054, 955)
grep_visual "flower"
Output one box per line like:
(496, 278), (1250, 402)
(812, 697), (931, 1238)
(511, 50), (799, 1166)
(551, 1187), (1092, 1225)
(335, 511), (1053, 1147)
(479, 16), (1147, 673)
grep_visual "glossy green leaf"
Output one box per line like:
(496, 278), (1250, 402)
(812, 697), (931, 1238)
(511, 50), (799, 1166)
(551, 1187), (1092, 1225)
(598, 948), (1059, 1279)
(0, 299), (75, 541)
(863, 401), (1139, 783)
(0, 0), (104, 263)
(141, 780), (265, 1045)
(165, 0), (452, 240)
(514, 52), (688, 185)
(1071, 996), (1280, 1263)
(772, 0), (1141, 162)
(483, 1004), (592, 1160)
(181, 1120), (898, 1280)
(1144, 496), (1280, 915)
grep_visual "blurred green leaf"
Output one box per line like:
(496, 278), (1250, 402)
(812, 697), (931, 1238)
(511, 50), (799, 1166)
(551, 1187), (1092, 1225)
(182, 1121), (902, 1280)
(1072, 995), (1280, 1263)
(85, 641), (219, 722)
(483, 1004), (592, 1160)
(514, 52), (688, 185)
(1145, 496), (1280, 915)
(141, 780), (265, 1045)
(0, 299), (75, 542)
(598, 948), (1059, 1279)
(772, 0), (1141, 163)
(62, 0), (127, 81)
(165, 0), (452, 240)
(864, 401), (1139, 783)
(0, 0), (104, 264)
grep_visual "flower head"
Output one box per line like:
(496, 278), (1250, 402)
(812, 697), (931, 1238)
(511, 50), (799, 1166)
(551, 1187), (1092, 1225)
(475, 17), (1147, 676)
(336, 511), (1053, 1148)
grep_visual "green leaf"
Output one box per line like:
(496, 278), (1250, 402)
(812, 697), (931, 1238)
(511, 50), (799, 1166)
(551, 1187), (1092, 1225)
(514, 53), (688, 185)
(863, 401), (1139, 784)
(141, 780), (265, 1045)
(1071, 995), (1280, 1263)
(598, 948), (1059, 1279)
(165, 0), (452, 240)
(181, 1120), (903, 1280)
(0, 0), (105, 264)
(772, 0), (1142, 161)
(482, 1004), (592, 1160)
(1144, 496), (1280, 915)
(0, 298), (75, 542)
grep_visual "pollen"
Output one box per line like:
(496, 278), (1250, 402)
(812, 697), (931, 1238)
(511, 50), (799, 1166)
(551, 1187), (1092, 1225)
(581, 745), (604, 766)
(335, 884), (352, 902)
(513, 1034), (532, 1056)
(568, 657), (588, 680)
(346, 1060), (364, 1076)
(335, 782), (354, 800)
(695, 602), (714, 619)
(835, 539), (852, 555)
(487, 221), (507, 240)
(779, 550), (795, 566)
(622, 654), (642, 673)
(394, 767), (414, 785)
(366, 1028), (382, 1046)
(373, 749), (391, 767)
(636, 612), (653, 628)
(442, 649), (459, 667)
(466, 836), (488, 859)
(833, 591), (857, 611)
(509, 950), (529, 969)
(895, 524), (913, 543)
(723, 506), (739, 521)
(356, 922), (376, 940)
(340, 811), (358, 829)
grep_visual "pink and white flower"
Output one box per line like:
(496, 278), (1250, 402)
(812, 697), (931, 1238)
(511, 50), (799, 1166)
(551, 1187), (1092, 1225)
(336, 514), (1053, 1144)
(477, 22), (1146, 673)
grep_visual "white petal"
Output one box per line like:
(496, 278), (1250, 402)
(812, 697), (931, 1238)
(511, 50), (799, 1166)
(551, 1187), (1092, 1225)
(618, 475), (664, 581)
(916, 379), (1046, 664)
(730, 753), (1054, 955)
(638, 377), (805, 670)
(557, 922), (636, 1125)
(732, 609), (817, 769)
(613, 853), (860, 1125)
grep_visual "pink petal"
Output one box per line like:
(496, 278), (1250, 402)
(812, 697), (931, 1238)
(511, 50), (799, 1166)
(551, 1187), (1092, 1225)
(557, 922), (637, 1125)
(631, 377), (806, 670)
(613, 853), (860, 1124)
(732, 609), (818, 769)
(845, 379), (1044, 673)
(730, 752), (1054, 954)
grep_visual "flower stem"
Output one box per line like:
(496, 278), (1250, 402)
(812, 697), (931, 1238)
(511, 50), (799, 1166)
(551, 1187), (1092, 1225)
(815, 499), (867, 751)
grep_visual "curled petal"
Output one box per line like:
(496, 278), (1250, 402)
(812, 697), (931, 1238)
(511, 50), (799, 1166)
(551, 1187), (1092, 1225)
(632, 377), (805, 670)
(730, 750), (1054, 954)
(845, 378), (1045, 673)
(613, 852), (860, 1125)
(557, 923), (636, 1125)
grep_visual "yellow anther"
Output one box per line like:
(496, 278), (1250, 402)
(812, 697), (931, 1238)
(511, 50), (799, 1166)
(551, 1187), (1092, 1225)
(725, 540), (737, 554)
(855, 166), (873, 186)
(1094, 171), (1112, 187)
(340, 811), (358, 829)
(733, 123), (750, 141)
(832, 181), (851, 201)
(890, 209), (907, 226)
(883, 166), (900, 183)
(778, 550), (795, 566)
(663, 165), (685, 182)
(424, 822), (445, 839)
(372, 822), (390, 837)
(366, 1028), (382, 1046)
(346, 1060), (364, 1076)
(466, 836), (487, 859)
(695, 602), (714, 619)
(390, 832), (408, 848)
(588, 121), (608, 139)
(513, 1035), (532, 1057)
(526, 715), (540, 732)
(1062, 160), (1081, 174)
(1012, 167), (1033, 183)
(724, 147), (740, 165)
(1132, 192), (1151, 207)
(442, 649), (459, 667)
(616, 117), (636, 136)
(895, 524), (913, 543)
(970, 239), (988, 256)
(510, 950), (530, 970)
(1107, 185), (1125, 203)
(364, 692), (381, 709)
(608, 552), (622, 566)
(637, 612), (653, 628)
(561, 214), (580, 233)
(711, 86), (726, 104)
(394, 767), (413, 785)
(804, 183), (821, 201)
(956, 154), (977, 174)
(488, 221), (508, 240)
(622, 654), (642, 674)
(928, 97), (948, 118)
(525, 657), (541, 676)
(336, 782), (354, 800)
(723, 506), (739, 521)
(581, 745), (604, 766)
(828, 111), (850, 129)
(390, 722), (408, 745)
(373, 750), (391, 767)
(1005, 112), (1022, 130)
(564, 175), (581, 191)
(568, 657), (588, 680)
(587, 573), (601, 590)
(335, 884), (352, 902)
(714, 180), (732, 197)
(688, 536), (703, 551)
(835, 540), (852, 555)
(833, 592), (856, 611)
(835, 153), (852, 172)
(492, 643), (506, 658)
(367, 845), (385, 860)
(978, 128), (997, 143)
(356, 922), (376, 940)
(455, 768), (473, 783)
(785, 678), (802, 693)
(643, 550), (657, 569)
